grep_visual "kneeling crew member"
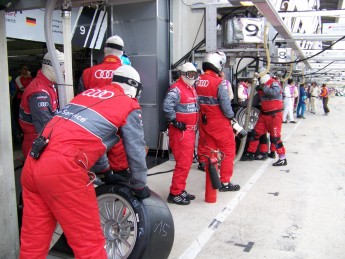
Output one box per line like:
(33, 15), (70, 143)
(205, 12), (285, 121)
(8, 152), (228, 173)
(20, 65), (150, 258)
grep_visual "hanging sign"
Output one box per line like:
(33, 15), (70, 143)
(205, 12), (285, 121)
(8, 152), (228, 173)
(5, 7), (107, 49)
(225, 17), (265, 44)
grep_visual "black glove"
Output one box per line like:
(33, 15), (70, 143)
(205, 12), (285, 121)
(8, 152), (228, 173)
(131, 186), (151, 199)
(239, 100), (248, 108)
(171, 119), (187, 131)
(255, 84), (263, 91)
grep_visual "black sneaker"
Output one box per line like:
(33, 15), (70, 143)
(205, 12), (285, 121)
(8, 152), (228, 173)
(219, 182), (240, 192)
(240, 152), (255, 161)
(272, 158), (287, 166)
(268, 152), (276, 159)
(181, 190), (195, 201)
(255, 153), (268, 160)
(282, 121), (287, 123)
(290, 121), (297, 124)
(198, 163), (205, 172)
(167, 193), (190, 205)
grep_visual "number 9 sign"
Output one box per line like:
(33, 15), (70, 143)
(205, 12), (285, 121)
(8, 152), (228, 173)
(245, 24), (259, 37)
(241, 18), (264, 43)
(80, 25), (86, 35)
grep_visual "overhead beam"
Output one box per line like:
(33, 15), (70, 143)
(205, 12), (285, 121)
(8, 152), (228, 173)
(278, 9), (345, 18)
(252, 0), (311, 68)
(291, 34), (345, 41)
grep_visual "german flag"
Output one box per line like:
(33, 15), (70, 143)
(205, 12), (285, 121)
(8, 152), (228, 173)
(26, 17), (36, 26)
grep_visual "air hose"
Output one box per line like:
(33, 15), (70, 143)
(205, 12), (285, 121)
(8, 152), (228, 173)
(234, 21), (270, 163)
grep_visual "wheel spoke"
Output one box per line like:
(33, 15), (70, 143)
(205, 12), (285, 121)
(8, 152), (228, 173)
(115, 204), (125, 222)
(118, 235), (132, 248)
(119, 210), (132, 224)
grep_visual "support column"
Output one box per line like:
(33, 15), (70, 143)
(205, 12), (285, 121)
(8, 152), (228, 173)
(0, 10), (20, 257)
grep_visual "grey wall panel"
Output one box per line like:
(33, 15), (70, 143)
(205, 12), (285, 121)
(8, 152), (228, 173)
(109, 0), (169, 148)
(112, 21), (157, 55)
(141, 106), (158, 148)
(131, 55), (157, 104)
(112, 1), (156, 21)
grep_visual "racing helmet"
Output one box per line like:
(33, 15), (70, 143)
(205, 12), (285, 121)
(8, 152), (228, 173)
(202, 52), (224, 74)
(180, 62), (198, 86)
(112, 65), (142, 98)
(259, 67), (271, 85)
(41, 49), (65, 83)
(104, 35), (124, 58)
(216, 51), (227, 67)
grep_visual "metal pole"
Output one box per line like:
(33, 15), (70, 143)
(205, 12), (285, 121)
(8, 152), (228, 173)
(0, 10), (19, 257)
(44, 0), (67, 107)
(62, 0), (74, 103)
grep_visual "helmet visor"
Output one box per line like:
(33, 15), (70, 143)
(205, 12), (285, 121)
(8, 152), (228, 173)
(113, 75), (143, 98)
(181, 71), (198, 80)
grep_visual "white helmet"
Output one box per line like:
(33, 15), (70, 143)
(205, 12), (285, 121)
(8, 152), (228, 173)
(104, 35), (124, 58)
(180, 62), (198, 86)
(112, 65), (142, 98)
(258, 67), (271, 85)
(216, 51), (227, 67)
(41, 49), (65, 83)
(202, 52), (224, 74)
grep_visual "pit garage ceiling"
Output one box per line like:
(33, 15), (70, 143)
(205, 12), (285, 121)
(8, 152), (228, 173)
(227, 0), (345, 85)
(4, 0), (345, 85)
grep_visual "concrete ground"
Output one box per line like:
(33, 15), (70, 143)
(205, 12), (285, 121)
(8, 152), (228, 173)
(33, 96), (345, 258)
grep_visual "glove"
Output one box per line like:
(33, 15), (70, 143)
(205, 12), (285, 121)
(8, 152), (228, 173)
(239, 100), (248, 108)
(131, 186), (151, 199)
(255, 84), (263, 91)
(171, 119), (187, 131)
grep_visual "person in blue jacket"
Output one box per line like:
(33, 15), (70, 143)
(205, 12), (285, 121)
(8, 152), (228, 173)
(297, 83), (307, 119)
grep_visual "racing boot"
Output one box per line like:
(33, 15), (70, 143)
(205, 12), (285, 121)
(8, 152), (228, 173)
(240, 152), (255, 161)
(255, 152), (268, 160)
(198, 162), (205, 172)
(167, 193), (190, 205)
(181, 190), (195, 201)
(272, 158), (287, 166)
(219, 182), (240, 192)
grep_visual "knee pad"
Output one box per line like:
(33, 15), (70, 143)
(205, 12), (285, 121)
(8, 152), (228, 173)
(270, 137), (284, 148)
(259, 134), (268, 144)
(249, 130), (259, 141)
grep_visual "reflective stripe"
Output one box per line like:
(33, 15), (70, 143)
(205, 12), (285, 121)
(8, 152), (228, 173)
(198, 96), (219, 105)
(175, 102), (198, 113)
(19, 107), (33, 124)
(56, 103), (118, 149)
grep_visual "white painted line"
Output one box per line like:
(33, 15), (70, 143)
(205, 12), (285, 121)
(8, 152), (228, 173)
(178, 123), (300, 259)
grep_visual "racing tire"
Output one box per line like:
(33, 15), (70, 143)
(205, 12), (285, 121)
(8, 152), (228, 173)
(235, 107), (260, 131)
(96, 184), (175, 259)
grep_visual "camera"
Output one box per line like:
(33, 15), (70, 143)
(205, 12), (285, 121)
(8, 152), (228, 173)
(29, 136), (49, 160)
(231, 119), (248, 139)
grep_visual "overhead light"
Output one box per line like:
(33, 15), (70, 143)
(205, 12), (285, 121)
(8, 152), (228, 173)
(240, 1), (254, 6)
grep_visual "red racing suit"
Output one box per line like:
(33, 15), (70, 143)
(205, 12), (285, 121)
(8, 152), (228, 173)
(19, 70), (58, 157)
(247, 78), (285, 156)
(163, 78), (198, 195)
(20, 84), (148, 259)
(78, 55), (128, 171)
(78, 55), (122, 92)
(196, 70), (235, 184)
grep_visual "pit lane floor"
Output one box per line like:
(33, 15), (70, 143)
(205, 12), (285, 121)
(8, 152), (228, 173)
(44, 96), (345, 258)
